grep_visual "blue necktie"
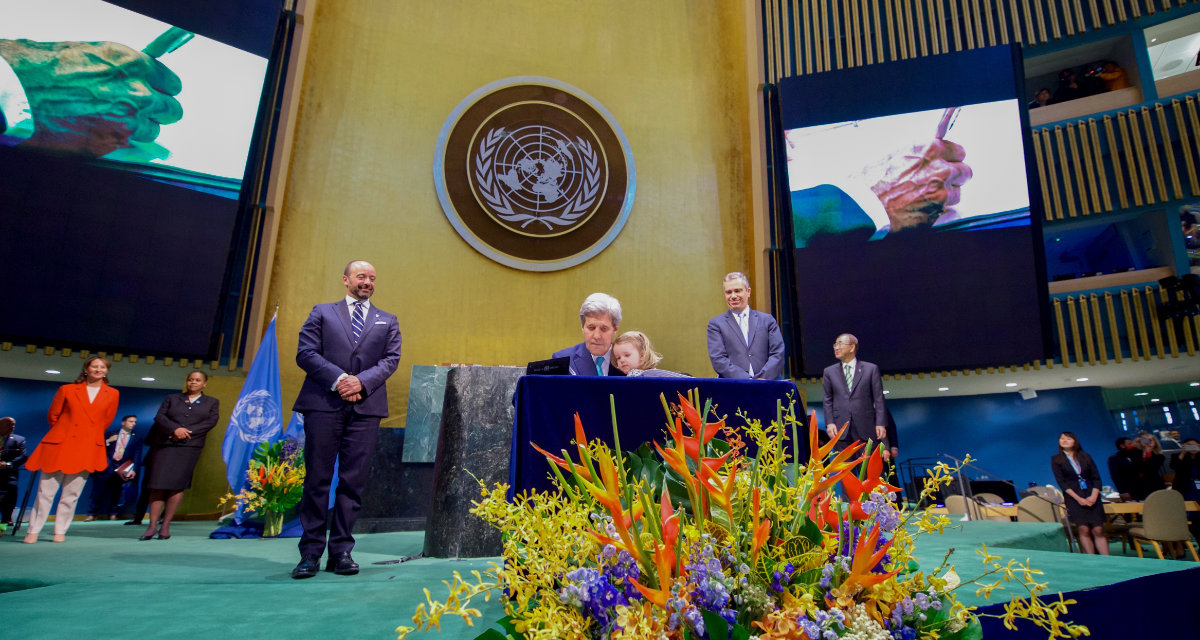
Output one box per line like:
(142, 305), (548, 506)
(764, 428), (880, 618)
(351, 302), (365, 343)
(595, 356), (604, 376)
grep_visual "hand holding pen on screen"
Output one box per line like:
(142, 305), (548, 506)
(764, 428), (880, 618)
(866, 107), (973, 231)
(0, 28), (188, 157)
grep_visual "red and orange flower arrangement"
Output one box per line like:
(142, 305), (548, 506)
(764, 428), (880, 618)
(399, 392), (1084, 639)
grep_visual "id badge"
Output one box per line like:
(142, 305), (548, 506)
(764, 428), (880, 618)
(1193, 478), (1199, 491)
(1079, 478), (1088, 490)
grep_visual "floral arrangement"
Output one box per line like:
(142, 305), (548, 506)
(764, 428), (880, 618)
(219, 438), (305, 537)
(398, 392), (1086, 639)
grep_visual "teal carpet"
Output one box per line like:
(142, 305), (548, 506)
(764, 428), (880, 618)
(1, 520), (1195, 639)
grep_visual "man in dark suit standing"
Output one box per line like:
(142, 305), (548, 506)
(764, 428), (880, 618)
(706, 272), (785, 380)
(553, 292), (626, 377)
(291, 260), (402, 579)
(0, 417), (27, 528)
(85, 415), (142, 520)
(822, 334), (886, 449)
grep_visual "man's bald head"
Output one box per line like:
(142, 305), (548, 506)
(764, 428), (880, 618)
(342, 261), (377, 301)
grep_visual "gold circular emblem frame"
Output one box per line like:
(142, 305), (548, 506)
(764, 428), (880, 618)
(433, 77), (636, 272)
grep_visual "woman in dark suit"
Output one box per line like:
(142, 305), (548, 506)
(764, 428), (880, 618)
(140, 371), (219, 540)
(1050, 432), (1109, 555)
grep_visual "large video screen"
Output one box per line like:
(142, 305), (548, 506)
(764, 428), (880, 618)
(0, 0), (278, 357)
(779, 46), (1050, 375)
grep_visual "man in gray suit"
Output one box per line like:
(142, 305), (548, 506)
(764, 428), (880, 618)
(822, 334), (886, 449)
(706, 272), (785, 380)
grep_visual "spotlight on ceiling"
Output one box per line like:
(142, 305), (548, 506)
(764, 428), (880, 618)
(45, 369), (61, 375)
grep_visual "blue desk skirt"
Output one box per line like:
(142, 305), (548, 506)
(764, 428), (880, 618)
(509, 376), (804, 495)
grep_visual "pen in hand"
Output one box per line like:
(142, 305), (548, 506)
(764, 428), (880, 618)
(142, 26), (194, 58)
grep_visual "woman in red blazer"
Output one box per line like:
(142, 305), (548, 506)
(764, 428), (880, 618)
(24, 356), (119, 543)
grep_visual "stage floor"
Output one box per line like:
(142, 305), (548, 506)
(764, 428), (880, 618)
(2, 520), (1196, 639)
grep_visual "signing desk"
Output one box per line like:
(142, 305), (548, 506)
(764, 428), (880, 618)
(509, 375), (803, 496)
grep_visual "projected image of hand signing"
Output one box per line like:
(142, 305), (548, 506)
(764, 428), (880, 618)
(786, 100), (1031, 248)
(0, 0), (268, 183)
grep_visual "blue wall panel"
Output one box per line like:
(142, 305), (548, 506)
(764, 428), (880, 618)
(889, 386), (1116, 491)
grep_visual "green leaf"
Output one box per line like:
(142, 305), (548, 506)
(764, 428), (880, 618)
(700, 610), (729, 640)
(794, 517), (823, 547)
(730, 622), (752, 640)
(794, 568), (822, 586)
(471, 616), (525, 640)
(938, 615), (983, 640)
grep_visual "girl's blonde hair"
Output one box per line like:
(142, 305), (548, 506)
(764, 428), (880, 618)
(614, 330), (661, 370)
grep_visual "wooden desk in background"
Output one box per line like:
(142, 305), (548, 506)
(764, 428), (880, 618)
(927, 501), (1200, 518)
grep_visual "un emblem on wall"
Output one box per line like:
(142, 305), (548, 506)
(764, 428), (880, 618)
(435, 77), (636, 271)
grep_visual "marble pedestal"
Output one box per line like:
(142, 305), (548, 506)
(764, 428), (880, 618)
(355, 428), (434, 533)
(422, 366), (524, 558)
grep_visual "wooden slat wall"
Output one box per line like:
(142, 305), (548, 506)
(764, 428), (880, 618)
(762, 0), (1200, 83)
(1033, 97), (1200, 221)
(1052, 286), (1200, 366)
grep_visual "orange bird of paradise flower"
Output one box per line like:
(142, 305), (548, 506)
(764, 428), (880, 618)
(840, 446), (901, 520)
(839, 523), (898, 594)
(530, 414), (595, 482)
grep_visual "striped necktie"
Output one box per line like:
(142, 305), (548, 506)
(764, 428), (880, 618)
(844, 363), (853, 391)
(351, 301), (365, 343)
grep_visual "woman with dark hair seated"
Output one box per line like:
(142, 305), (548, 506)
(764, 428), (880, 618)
(1051, 432), (1109, 555)
(612, 331), (688, 378)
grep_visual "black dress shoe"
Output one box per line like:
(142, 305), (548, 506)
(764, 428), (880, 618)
(291, 554), (321, 579)
(157, 534), (171, 540)
(325, 552), (359, 575)
(137, 533), (155, 541)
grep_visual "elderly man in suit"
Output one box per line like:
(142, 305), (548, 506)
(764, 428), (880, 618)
(291, 260), (402, 579)
(553, 292), (626, 377)
(707, 272), (785, 380)
(822, 334), (886, 449)
(0, 417), (27, 528)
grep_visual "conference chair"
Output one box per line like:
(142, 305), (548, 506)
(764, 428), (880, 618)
(945, 495), (982, 520)
(1128, 489), (1200, 561)
(968, 493), (1011, 521)
(1015, 495), (1061, 523)
(1028, 486), (1063, 503)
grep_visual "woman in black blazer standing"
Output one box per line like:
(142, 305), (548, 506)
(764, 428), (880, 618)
(1050, 432), (1109, 555)
(139, 371), (220, 540)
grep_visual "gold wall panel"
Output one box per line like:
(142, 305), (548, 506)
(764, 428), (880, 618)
(270, 0), (757, 427)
